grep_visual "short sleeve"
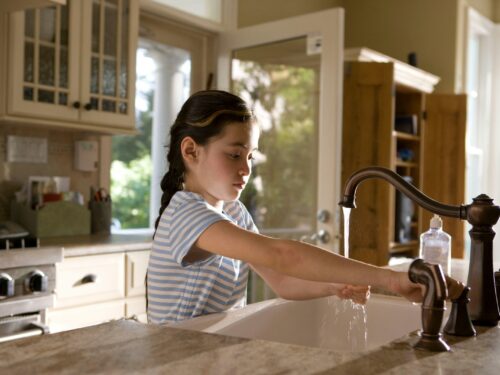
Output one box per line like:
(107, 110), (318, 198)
(238, 201), (259, 234)
(169, 198), (230, 266)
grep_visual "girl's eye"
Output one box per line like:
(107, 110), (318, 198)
(228, 153), (240, 159)
(248, 154), (256, 161)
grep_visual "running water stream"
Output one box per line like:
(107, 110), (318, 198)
(342, 207), (351, 259)
(319, 298), (368, 351)
(319, 207), (368, 351)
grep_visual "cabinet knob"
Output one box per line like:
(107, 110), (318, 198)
(84, 102), (92, 111)
(0, 273), (14, 298)
(25, 270), (48, 293)
(73, 101), (81, 109)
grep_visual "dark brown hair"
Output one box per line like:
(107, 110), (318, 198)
(154, 90), (254, 230)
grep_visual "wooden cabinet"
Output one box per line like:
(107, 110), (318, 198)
(341, 48), (466, 266)
(48, 249), (149, 333)
(3, 0), (138, 134)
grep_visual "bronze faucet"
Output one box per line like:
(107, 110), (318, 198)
(339, 166), (500, 326)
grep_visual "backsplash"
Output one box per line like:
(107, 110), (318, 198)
(0, 124), (101, 222)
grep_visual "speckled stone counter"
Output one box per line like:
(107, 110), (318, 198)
(39, 233), (152, 257)
(1, 320), (499, 374)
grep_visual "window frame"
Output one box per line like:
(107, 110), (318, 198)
(463, 7), (494, 198)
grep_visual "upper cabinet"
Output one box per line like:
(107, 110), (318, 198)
(3, 0), (138, 134)
(0, 1), (66, 13)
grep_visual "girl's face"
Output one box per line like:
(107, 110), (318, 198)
(186, 121), (259, 210)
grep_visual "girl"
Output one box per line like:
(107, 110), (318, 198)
(147, 90), (462, 324)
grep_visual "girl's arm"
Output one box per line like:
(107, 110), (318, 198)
(250, 264), (370, 304)
(195, 220), (426, 302)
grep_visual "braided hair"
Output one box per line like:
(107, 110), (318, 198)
(154, 90), (255, 231)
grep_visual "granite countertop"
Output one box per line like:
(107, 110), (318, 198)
(1, 319), (499, 374)
(39, 233), (152, 257)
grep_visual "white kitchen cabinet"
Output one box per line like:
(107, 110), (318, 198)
(5, 0), (138, 134)
(48, 249), (149, 332)
(124, 250), (150, 323)
(125, 250), (149, 297)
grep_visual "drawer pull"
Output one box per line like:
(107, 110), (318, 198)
(81, 274), (98, 284)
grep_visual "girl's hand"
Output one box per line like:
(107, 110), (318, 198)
(388, 271), (424, 303)
(331, 283), (370, 305)
(388, 271), (465, 303)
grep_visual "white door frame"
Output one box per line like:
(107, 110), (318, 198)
(216, 9), (344, 253)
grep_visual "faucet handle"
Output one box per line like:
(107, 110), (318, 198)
(408, 259), (450, 352)
(443, 286), (476, 337)
(408, 259), (447, 308)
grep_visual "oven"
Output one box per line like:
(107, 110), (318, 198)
(0, 236), (62, 343)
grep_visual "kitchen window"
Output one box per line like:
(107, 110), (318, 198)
(110, 12), (213, 232)
(463, 7), (500, 261)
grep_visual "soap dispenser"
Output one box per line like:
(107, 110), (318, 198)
(419, 215), (451, 274)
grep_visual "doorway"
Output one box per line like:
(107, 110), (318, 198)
(217, 9), (344, 301)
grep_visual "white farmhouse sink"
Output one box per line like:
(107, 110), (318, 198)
(173, 294), (427, 352)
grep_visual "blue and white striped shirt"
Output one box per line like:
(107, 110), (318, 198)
(147, 190), (258, 324)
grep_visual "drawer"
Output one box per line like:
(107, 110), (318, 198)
(55, 253), (125, 308)
(48, 300), (125, 333)
(126, 250), (150, 297)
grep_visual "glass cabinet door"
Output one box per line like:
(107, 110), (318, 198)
(7, 1), (79, 121)
(80, 0), (136, 127)
(24, 5), (69, 106)
(7, 1), (78, 121)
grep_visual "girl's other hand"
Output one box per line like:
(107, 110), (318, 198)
(445, 275), (466, 300)
(331, 284), (370, 305)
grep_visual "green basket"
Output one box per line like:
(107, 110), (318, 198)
(11, 201), (90, 237)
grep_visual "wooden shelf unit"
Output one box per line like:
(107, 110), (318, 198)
(341, 48), (466, 266)
(389, 240), (419, 254)
(393, 131), (420, 142)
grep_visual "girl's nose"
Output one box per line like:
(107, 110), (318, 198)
(239, 161), (251, 176)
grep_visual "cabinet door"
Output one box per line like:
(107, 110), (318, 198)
(8, 2), (80, 121)
(341, 62), (395, 266)
(125, 250), (149, 297)
(422, 94), (467, 258)
(78, 0), (138, 129)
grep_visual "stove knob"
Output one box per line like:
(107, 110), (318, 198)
(25, 270), (48, 293)
(0, 273), (14, 298)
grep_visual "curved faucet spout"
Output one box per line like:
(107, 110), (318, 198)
(339, 167), (467, 220)
(340, 166), (500, 326)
